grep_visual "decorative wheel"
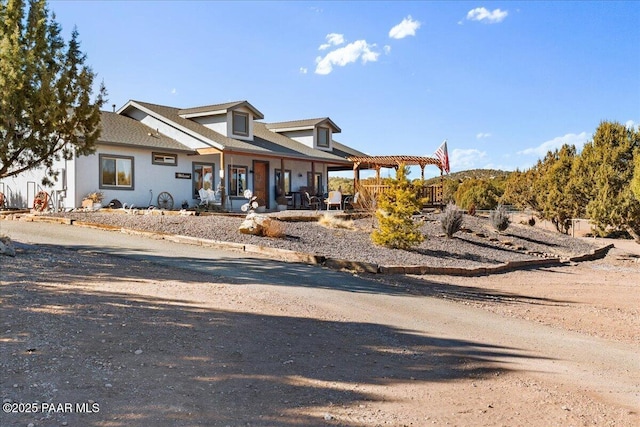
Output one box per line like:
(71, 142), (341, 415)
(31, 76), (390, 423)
(157, 191), (174, 210)
(33, 191), (49, 212)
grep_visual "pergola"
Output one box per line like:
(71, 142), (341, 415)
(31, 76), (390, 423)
(347, 155), (444, 186)
(345, 155), (446, 207)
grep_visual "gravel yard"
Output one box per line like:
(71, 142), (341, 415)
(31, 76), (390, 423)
(51, 210), (602, 268)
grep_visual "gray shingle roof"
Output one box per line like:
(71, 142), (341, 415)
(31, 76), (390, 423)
(98, 111), (194, 152)
(266, 117), (341, 133)
(124, 100), (356, 164)
(178, 100), (264, 119)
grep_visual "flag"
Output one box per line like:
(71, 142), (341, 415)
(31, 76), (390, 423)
(434, 140), (450, 174)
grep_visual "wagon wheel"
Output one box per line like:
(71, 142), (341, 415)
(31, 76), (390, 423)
(0, 191), (5, 209)
(33, 190), (49, 212)
(157, 191), (174, 210)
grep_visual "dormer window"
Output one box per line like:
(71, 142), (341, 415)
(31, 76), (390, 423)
(232, 111), (249, 136)
(317, 127), (330, 148)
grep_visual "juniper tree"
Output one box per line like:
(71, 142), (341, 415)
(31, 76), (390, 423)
(0, 0), (106, 185)
(570, 121), (640, 241)
(371, 164), (425, 249)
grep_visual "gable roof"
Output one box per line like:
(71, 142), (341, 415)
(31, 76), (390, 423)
(178, 100), (264, 119)
(118, 100), (357, 164)
(98, 111), (194, 152)
(265, 117), (341, 133)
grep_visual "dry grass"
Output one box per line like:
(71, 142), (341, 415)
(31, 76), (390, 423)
(317, 213), (355, 230)
(263, 219), (286, 238)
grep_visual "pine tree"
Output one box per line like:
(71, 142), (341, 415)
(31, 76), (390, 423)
(0, 0), (106, 184)
(371, 165), (425, 249)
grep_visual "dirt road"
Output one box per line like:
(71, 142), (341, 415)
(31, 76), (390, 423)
(1, 221), (639, 426)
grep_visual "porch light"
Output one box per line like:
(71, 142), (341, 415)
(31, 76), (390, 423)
(219, 169), (224, 179)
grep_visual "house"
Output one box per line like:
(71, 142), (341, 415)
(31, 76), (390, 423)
(0, 100), (367, 211)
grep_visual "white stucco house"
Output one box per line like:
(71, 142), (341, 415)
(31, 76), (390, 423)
(0, 99), (366, 211)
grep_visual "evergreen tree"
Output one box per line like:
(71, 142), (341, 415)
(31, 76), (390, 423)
(537, 144), (579, 233)
(631, 148), (640, 201)
(0, 0), (106, 184)
(454, 177), (503, 210)
(371, 165), (425, 249)
(571, 121), (640, 241)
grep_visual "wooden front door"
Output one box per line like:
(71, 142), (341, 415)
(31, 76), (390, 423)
(252, 160), (269, 208)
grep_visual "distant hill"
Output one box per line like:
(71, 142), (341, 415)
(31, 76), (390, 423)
(424, 169), (512, 185)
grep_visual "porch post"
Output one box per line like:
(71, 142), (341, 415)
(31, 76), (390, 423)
(220, 152), (226, 209)
(280, 157), (286, 199)
(311, 161), (316, 195)
(353, 161), (360, 193)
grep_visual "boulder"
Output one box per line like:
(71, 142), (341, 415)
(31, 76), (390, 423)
(0, 236), (16, 257)
(238, 213), (272, 236)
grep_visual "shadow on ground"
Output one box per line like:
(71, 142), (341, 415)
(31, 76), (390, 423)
(1, 243), (551, 426)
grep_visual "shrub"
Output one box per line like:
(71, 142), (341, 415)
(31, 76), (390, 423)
(371, 165), (425, 249)
(491, 204), (511, 232)
(263, 220), (286, 238)
(318, 213), (355, 230)
(440, 202), (463, 238)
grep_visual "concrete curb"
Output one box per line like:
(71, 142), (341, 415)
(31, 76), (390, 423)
(13, 214), (613, 276)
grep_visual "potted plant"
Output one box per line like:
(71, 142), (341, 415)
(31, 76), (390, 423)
(82, 191), (104, 209)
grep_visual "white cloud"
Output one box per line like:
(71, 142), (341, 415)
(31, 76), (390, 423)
(299, 67), (308, 74)
(450, 148), (488, 171)
(384, 45), (391, 54)
(466, 7), (508, 24)
(170, 88), (177, 95)
(319, 33), (345, 50)
(389, 15), (421, 39)
(476, 132), (491, 139)
(626, 119), (639, 130)
(315, 40), (380, 75)
(518, 132), (589, 157)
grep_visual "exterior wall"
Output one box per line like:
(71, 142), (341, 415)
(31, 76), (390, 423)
(279, 130), (314, 148)
(192, 114), (227, 135)
(0, 157), (70, 210)
(274, 128), (333, 151)
(225, 106), (255, 141)
(126, 109), (211, 150)
(76, 146), (220, 209)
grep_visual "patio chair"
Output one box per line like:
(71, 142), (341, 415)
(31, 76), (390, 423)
(325, 190), (342, 210)
(198, 188), (210, 206)
(344, 192), (360, 210)
(305, 192), (321, 210)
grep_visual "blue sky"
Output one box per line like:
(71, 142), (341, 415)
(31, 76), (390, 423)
(49, 1), (639, 178)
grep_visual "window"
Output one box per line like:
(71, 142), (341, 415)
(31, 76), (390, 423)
(307, 172), (323, 194)
(232, 111), (249, 136)
(229, 165), (248, 196)
(317, 127), (330, 147)
(275, 169), (291, 195)
(100, 154), (133, 189)
(152, 152), (177, 166)
(193, 163), (215, 198)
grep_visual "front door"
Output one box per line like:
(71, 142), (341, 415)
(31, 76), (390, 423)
(252, 160), (269, 208)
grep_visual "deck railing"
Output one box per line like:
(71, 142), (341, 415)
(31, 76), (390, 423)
(356, 183), (443, 209)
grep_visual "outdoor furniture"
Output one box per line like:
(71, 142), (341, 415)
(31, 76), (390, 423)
(305, 192), (321, 210)
(325, 190), (342, 210)
(344, 192), (360, 210)
(198, 188), (211, 206)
